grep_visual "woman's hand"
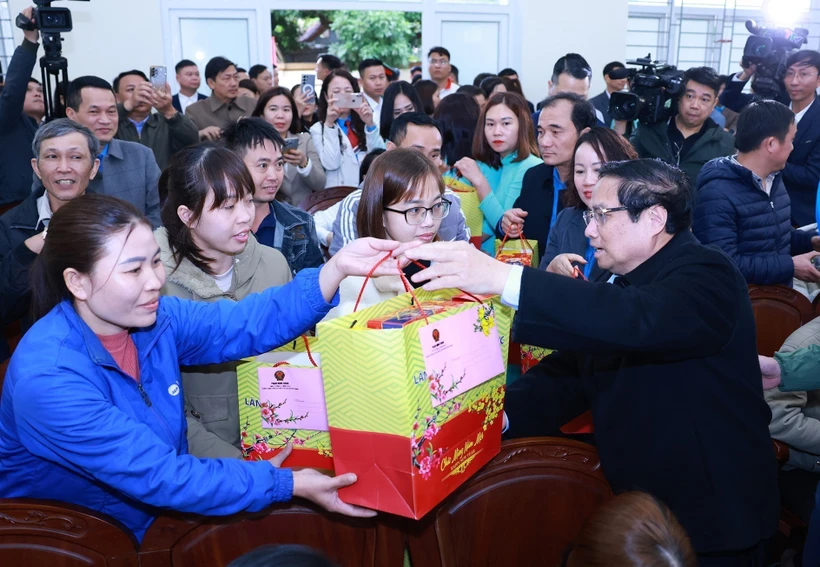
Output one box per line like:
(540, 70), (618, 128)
(406, 241), (511, 295)
(292, 89), (307, 118)
(324, 94), (340, 127)
(501, 209), (528, 237)
(283, 148), (308, 168)
(354, 99), (375, 127)
(454, 158), (490, 199)
(318, 238), (419, 301)
(759, 355), (782, 391)
(292, 469), (377, 518)
(546, 253), (586, 278)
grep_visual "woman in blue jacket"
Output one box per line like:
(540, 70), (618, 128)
(0, 194), (409, 541)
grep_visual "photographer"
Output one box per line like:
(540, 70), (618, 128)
(722, 51), (820, 226)
(113, 70), (199, 170)
(630, 66), (735, 186)
(0, 6), (44, 206)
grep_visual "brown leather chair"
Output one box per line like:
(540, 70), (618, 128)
(139, 501), (404, 567)
(406, 437), (612, 567)
(748, 285), (814, 356)
(0, 499), (139, 566)
(298, 186), (357, 215)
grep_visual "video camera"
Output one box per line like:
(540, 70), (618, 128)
(608, 54), (685, 124)
(742, 20), (808, 100)
(15, 0), (89, 121)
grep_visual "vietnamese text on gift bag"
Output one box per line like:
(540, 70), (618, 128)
(237, 336), (334, 470)
(318, 288), (512, 519)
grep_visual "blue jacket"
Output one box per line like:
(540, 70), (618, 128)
(693, 157), (815, 286)
(0, 268), (336, 542)
(254, 200), (324, 275)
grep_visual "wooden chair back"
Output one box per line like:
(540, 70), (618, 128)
(406, 437), (612, 567)
(0, 499), (138, 567)
(748, 285), (814, 356)
(298, 187), (358, 215)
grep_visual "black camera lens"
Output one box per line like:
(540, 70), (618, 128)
(42, 13), (66, 27)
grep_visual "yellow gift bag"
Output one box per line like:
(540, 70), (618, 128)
(237, 336), (334, 470)
(495, 232), (539, 268)
(317, 287), (513, 519)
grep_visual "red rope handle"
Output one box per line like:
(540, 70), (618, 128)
(352, 252), (395, 313)
(271, 335), (318, 368)
(496, 223), (534, 259)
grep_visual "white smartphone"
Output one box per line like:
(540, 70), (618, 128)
(149, 66), (167, 93)
(335, 92), (363, 109)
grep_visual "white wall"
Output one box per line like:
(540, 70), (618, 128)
(8, 0), (164, 86)
(517, 0), (629, 104)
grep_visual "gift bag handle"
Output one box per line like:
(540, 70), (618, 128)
(352, 252), (430, 324)
(273, 335), (318, 368)
(495, 223), (534, 260)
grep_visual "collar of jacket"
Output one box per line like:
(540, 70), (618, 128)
(208, 95), (254, 113)
(270, 200), (310, 230)
(619, 230), (699, 287)
(6, 185), (46, 230)
(105, 138), (125, 161)
(56, 297), (171, 370)
(154, 227), (264, 300)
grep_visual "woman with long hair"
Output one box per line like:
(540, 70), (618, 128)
(253, 87), (326, 207)
(0, 193), (408, 541)
(413, 79), (440, 116)
(453, 91), (542, 253)
(309, 70), (385, 188)
(379, 80), (424, 142)
(540, 127), (638, 281)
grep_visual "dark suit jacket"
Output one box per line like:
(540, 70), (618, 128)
(719, 75), (790, 112)
(171, 92), (207, 114)
(506, 230), (779, 553)
(538, 207), (610, 282)
(0, 39), (39, 205)
(782, 95), (820, 226)
(32, 138), (161, 228)
(509, 163), (559, 260)
(589, 91), (612, 126)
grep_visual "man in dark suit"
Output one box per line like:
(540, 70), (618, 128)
(171, 59), (207, 115)
(589, 61), (627, 128)
(33, 76), (161, 227)
(721, 50), (820, 226)
(502, 93), (597, 258)
(406, 159), (779, 565)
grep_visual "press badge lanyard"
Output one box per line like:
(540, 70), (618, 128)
(551, 168), (567, 227)
(583, 240), (596, 279)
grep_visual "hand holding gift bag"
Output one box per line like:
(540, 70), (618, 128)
(317, 258), (513, 518)
(495, 227), (539, 268)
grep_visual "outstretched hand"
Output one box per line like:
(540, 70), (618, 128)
(292, 469), (377, 518)
(405, 241), (511, 295)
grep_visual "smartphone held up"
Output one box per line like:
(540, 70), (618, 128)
(150, 65), (167, 94)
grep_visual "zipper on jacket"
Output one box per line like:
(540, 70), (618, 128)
(137, 382), (152, 407)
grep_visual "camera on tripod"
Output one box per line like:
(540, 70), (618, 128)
(15, 1), (89, 121)
(742, 20), (808, 100)
(608, 54), (685, 124)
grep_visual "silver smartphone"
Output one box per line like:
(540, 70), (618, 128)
(283, 138), (299, 152)
(300, 74), (316, 104)
(335, 92), (363, 109)
(149, 65), (167, 93)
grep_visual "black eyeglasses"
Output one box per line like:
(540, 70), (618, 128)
(384, 199), (451, 225)
(582, 206), (631, 226)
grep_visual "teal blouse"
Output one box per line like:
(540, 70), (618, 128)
(477, 151), (543, 253)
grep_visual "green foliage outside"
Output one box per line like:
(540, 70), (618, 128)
(270, 10), (421, 69)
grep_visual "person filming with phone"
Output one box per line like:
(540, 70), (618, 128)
(309, 70), (386, 188)
(113, 70), (199, 171)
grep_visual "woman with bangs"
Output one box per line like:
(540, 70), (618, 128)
(155, 144), (293, 459)
(252, 87), (326, 207)
(324, 148), (449, 318)
(452, 91), (542, 253)
(540, 127), (638, 281)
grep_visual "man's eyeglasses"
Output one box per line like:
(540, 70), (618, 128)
(384, 199), (451, 225)
(582, 206), (631, 226)
(785, 70), (819, 81)
(428, 58), (449, 67)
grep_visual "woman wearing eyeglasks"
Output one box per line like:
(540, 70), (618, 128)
(323, 148), (448, 319)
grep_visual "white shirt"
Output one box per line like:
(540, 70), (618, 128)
(35, 192), (53, 229)
(213, 266), (234, 293)
(791, 98), (814, 125)
(363, 93), (382, 128)
(439, 80), (460, 100)
(177, 92), (200, 115)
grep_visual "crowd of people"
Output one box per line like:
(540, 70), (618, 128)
(5, 3), (820, 565)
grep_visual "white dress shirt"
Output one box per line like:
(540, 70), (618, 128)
(177, 92), (200, 115)
(791, 98), (814, 125)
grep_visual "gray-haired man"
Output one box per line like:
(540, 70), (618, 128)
(0, 119), (100, 359)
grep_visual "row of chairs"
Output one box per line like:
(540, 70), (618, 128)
(0, 437), (611, 567)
